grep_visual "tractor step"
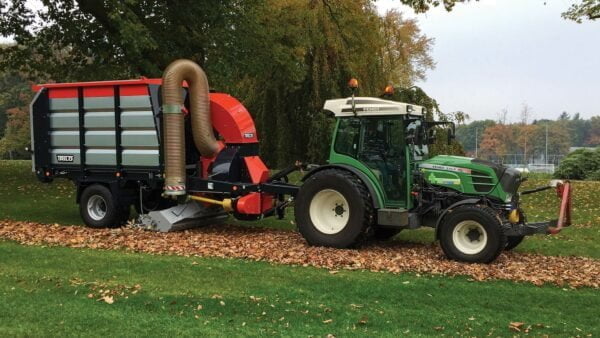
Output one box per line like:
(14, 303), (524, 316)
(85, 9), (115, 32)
(138, 201), (228, 232)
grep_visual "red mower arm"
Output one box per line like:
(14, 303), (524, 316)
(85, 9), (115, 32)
(548, 181), (572, 234)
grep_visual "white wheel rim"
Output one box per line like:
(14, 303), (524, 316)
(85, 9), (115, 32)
(87, 195), (107, 221)
(452, 220), (488, 255)
(309, 189), (349, 235)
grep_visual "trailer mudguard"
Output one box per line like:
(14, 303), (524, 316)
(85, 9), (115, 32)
(301, 164), (381, 209)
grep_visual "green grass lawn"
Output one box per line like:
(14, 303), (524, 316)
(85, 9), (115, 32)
(2, 160), (599, 258)
(1, 241), (598, 336)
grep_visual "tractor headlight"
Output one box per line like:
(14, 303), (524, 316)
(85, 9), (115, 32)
(505, 193), (513, 203)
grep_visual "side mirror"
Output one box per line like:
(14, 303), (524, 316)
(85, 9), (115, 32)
(447, 127), (455, 145)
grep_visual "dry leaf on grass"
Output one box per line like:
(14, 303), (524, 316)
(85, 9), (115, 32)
(509, 321), (525, 332)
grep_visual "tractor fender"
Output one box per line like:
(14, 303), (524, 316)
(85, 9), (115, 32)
(434, 198), (482, 239)
(301, 164), (382, 209)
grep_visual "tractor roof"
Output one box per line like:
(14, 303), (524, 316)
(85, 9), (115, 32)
(323, 97), (424, 117)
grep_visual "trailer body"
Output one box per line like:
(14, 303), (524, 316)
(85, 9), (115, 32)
(30, 78), (298, 230)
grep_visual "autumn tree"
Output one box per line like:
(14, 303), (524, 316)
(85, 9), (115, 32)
(0, 93), (31, 159)
(379, 10), (434, 88)
(585, 116), (600, 146)
(530, 121), (571, 160)
(455, 119), (495, 156)
(478, 124), (515, 160)
(516, 124), (538, 162)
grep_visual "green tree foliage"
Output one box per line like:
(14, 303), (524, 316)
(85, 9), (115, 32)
(530, 121), (571, 156)
(554, 147), (600, 180)
(0, 0), (261, 81)
(398, 0), (599, 23)
(562, 0), (600, 23)
(587, 116), (600, 146)
(0, 95), (31, 159)
(398, 0), (470, 13)
(0, 0), (436, 167)
(0, 70), (29, 138)
(455, 119), (495, 154)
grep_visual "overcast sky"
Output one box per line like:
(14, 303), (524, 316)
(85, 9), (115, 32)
(3, 1), (598, 122)
(375, 0), (600, 122)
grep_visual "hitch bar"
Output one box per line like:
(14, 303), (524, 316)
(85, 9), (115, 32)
(507, 181), (572, 236)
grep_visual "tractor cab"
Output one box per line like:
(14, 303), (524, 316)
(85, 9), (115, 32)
(323, 96), (432, 209)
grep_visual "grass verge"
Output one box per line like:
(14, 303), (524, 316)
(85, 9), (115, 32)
(1, 240), (598, 337)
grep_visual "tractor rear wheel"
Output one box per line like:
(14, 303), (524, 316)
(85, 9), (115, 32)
(439, 205), (507, 263)
(295, 169), (373, 248)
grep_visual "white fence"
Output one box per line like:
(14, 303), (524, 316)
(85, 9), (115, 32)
(482, 154), (564, 174)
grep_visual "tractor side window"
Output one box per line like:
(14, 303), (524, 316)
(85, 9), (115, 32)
(334, 118), (360, 157)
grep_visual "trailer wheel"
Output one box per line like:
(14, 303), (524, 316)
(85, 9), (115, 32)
(505, 236), (524, 250)
(295, 169), (373, 248)
(439, 205), (506, 263)
(80, 184), (126, 228)
(373, 228), (402, 241)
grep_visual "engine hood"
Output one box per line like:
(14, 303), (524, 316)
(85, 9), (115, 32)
(420, 155), (521, 201)
(420, 155), (497, 175)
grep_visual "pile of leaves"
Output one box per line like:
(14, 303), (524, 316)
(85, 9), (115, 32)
(1, 220), (598, 288)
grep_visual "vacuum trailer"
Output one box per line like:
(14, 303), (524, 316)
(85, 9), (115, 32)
(29, 59), (572, 263)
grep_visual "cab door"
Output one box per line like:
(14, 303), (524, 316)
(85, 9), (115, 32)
(356, 117), (406, 207)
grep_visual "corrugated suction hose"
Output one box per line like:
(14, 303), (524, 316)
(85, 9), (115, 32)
(162, 59), (219, 196)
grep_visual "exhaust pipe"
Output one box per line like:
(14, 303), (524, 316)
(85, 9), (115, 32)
(161, 59), (220, 196)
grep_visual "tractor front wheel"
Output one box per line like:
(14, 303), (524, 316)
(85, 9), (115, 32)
(439, 205), (506, 263)
(295, 169), (373, 248)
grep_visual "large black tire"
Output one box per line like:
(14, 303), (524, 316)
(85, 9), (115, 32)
(373, 227), (402, 241)
(80, 184), (128, 228)
(505, 236), (524, 251)
(295, 169), (373, 248)
(438, 205), (507, 263)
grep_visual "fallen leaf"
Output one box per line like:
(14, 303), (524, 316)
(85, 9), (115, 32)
(509, 322), (525, 332)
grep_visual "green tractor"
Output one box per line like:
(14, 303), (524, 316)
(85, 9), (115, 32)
(294, 84), (571, 263)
